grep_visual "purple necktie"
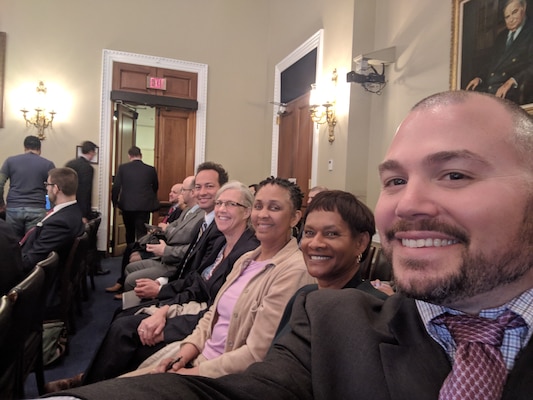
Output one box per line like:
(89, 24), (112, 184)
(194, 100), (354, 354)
(432, 310), (525, 400)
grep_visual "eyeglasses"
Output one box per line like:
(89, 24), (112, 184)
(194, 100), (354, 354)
(214, 200), (247, 209)
(180, 188), (193, 193)
(43, 182), (55, 188)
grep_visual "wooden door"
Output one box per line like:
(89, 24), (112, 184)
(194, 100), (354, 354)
(111, 104), (136, 256)
(277, 92), (313, 204)
(153, 107), (196, 221)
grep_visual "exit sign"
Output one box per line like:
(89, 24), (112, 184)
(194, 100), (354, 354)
(147, 77), (167, 90)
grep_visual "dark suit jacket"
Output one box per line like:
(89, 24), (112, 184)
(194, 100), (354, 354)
(161, 228), (259, 342)
(65, 156), (94, 219)
(20, 203), (85, 272)
(477, 18), (533, 104)
(0, 219), (23, 295)
(61, 291), (533, 400)
(112, 160), (159, 212)
(157, 220), (224, 300)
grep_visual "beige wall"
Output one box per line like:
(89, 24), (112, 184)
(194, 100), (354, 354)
(1, 0), (452, 218)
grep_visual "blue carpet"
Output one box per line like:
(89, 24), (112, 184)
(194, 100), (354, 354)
(24, 256), (122, 398)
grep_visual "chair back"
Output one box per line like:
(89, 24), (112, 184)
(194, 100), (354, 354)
(359, 245), (376, 280)
(57, 232), (89, 332)
(86, 216), (102, 290)
(0, 295), (15, 397)
(1, 266), (46, 398)
(370, 248), (393, 282)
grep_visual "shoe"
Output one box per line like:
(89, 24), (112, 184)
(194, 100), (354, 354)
(105, 283), (122, 293)
(114, 293), (123, 300)
(95, 268), (110, 275)
(44, 373), (84, 393)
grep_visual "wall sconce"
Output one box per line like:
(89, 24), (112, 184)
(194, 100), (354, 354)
(20, 81), (56, 140)
(309, 69), (337, 143)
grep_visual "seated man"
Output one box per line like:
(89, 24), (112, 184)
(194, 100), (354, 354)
(20, 167), (85, 316)
(53, 91), (533, 399)
(20, 167), (85, 271)
(106, 176), (202, 298)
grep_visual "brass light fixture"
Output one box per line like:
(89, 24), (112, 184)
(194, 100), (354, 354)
(21, 81), (56, 140)
(309, 69), (337, 143)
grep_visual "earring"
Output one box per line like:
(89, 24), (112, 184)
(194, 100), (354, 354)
(357, 254), (362, 264)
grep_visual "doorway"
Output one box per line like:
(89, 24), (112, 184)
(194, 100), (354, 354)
(271, 30), (323, 200)
(97, 50), (208, 252)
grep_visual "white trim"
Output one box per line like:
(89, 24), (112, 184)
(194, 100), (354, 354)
(98, 49), (208, 250)
(271, 29), (323, 188)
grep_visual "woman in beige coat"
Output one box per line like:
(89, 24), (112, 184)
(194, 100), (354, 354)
(129, 176), (315, 378)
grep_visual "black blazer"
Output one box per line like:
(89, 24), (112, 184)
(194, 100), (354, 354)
(21, 203), (85, 272)
(61, 291), (533, 400)
(0, 219), (23, 295)
(111, 160), (159, 212)
(65, 156), (94, 219)
(161, 228), (260, 342)
(158, 220), (224, 299)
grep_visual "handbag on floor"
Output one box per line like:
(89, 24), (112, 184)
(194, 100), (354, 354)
(42, 321), (68, 366)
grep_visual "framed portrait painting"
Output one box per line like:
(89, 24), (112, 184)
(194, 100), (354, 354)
(76, 145), (99, 164)
(451, 0), (533, 112)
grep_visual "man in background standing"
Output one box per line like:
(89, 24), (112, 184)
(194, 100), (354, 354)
(0, 135), (55, 238)
(65, 140), (97, 223)
(112, 146), (159, 245)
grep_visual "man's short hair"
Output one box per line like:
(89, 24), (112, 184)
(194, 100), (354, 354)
(24, 135), (41, 151)
(196, 161), (229, 187)
(128, 146), (142, 157)
(49, 167), (78, 196)
(81, 141), (97, 154)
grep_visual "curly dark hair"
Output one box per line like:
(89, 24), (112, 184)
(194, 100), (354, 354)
(303, 190), (376, 262)
(196, 162), (229, 187)
(257, 176), (304, 211)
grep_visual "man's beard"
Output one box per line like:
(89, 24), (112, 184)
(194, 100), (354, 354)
(382, 203), (533, 305)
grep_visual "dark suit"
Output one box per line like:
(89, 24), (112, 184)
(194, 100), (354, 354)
(20, 204), (85, 272)
(63, 291), (533, 400)
(65, 156), (94, 219)
(272, 269), (389, 343)
(473, 18), (533, 105)
(112, 159), (159, 243)
(0, 219), (23, 295)
(82, 228), (259, 383)
(158, 220), (224, 300)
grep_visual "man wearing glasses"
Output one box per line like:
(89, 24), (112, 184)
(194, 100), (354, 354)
(20, 167), (85, 272)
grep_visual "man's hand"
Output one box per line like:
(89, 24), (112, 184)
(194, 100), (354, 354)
(146, 241), (166, 257)
(137, 311), (167, 346)
(495, 78), (515, 99)
(465, 77), (481, 91)
(134, 278), (161, 299)
(158, 222), (169, 231)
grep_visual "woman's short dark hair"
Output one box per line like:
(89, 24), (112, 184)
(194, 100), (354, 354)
(303, 190), (376, 262)
(257, 176), (304, 212)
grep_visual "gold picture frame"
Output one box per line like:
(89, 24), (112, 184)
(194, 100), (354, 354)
(451, 0), (533, 112)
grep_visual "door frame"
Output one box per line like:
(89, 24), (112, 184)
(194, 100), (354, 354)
(270, 29), (324, 186)
(97, 49), (208, 251)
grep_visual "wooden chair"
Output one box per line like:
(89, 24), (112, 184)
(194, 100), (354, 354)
(85, 215), (102, 293)
(0, 295), (15, 398)
(21, 252), (59, 395)
(60, 232), (89, 334)
(369, 248), (393, 282)
(359, 245), (376, 280)
(2, 265), (46, 398)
